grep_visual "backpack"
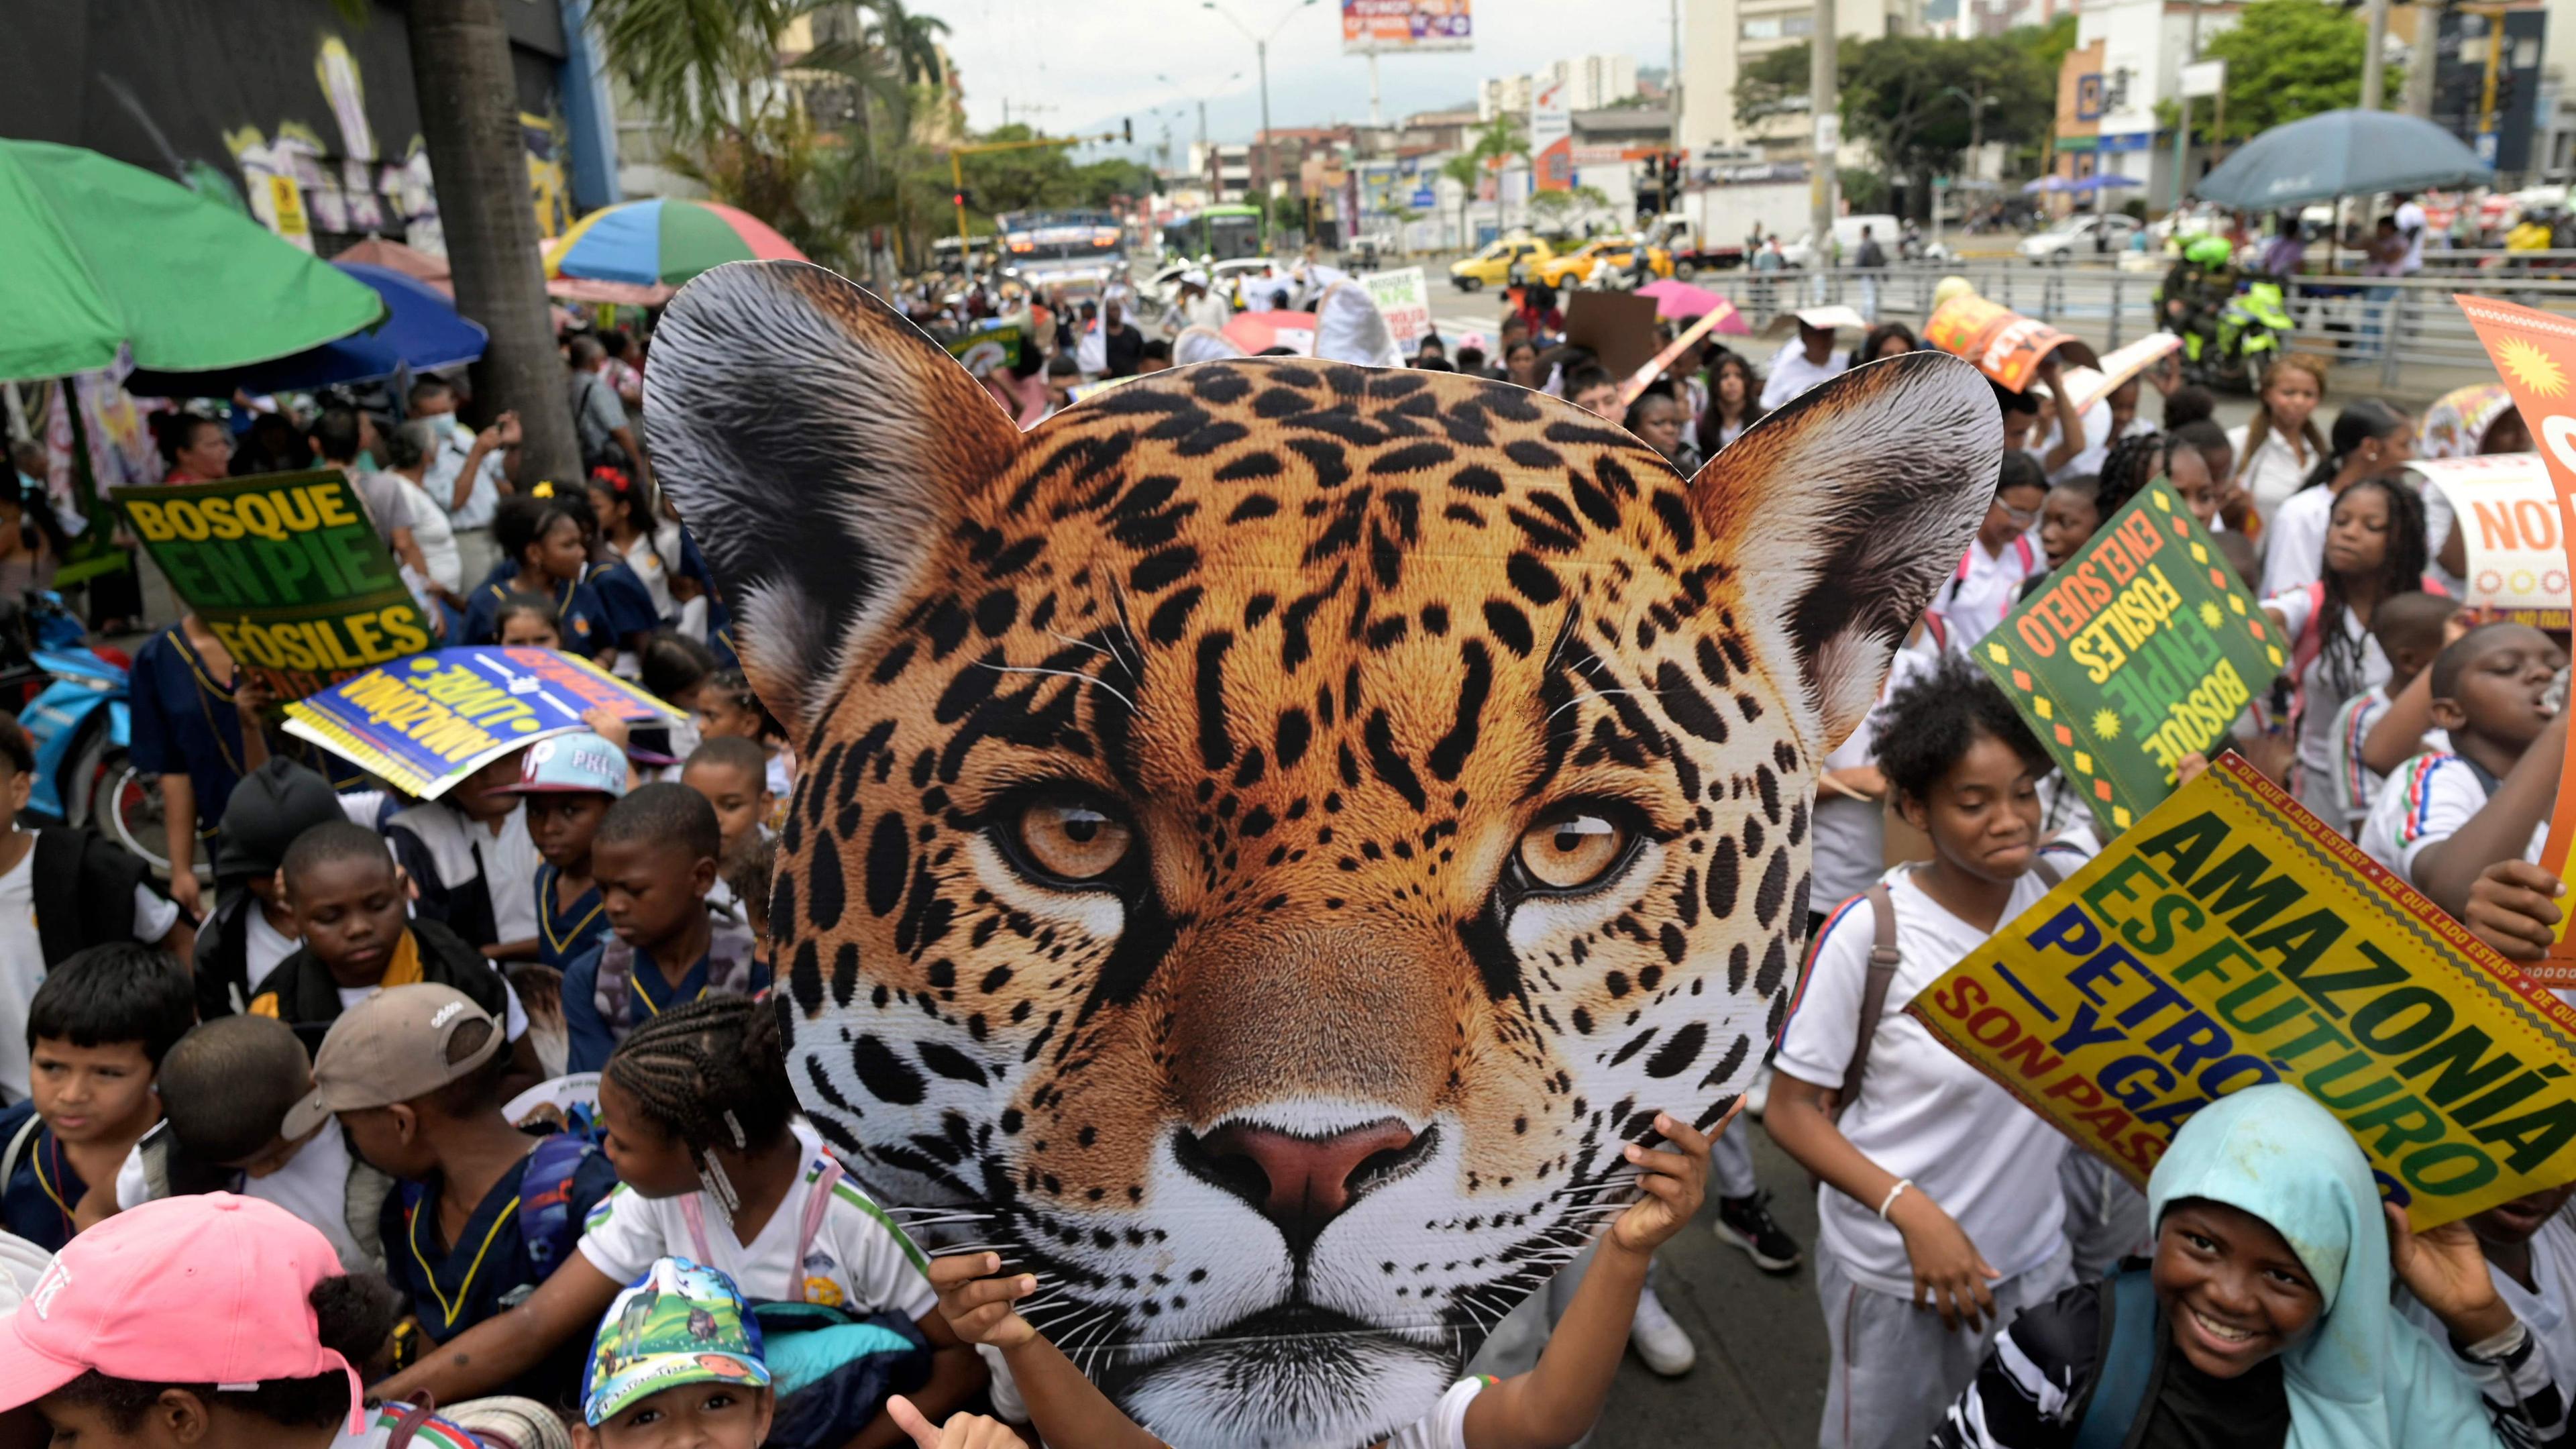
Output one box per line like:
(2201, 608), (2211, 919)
(1823, 853), (2066, 1120)
(2069, 1264), (2165, 1449)
(513, 1130), (599, 1273)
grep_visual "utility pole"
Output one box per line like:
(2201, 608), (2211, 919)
(1811, 0), (1839, 254)
(1368, 46), (1383, 127)
(2360, 0), (2392, 111)
(1668, 0), (1684, 155)
(1205, 0), (1315, 241)
(2404, 7), (2439, 117)
(2171, 0), (2202, 215)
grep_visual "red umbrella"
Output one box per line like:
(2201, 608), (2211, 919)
(1224, 310), (1320, 356)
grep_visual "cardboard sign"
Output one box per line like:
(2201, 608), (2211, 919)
(1359, 266), (1434, 354)
(1617, 305), (1735, 407)
(1926, 294), (2078, 393)
(1977, 482), (2286, 835)
(1563, 288), (1661, 381)
(112, 471), (435, 699)
(2413, 453), (2569, 626)
(281, 647), (678, 798)
(1909, 755), (2576, 1230)
(2457, 294), (2576, 963)
(2064, 333), (2184, 414)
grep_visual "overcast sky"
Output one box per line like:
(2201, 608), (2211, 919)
(914, 0), (1680, 160)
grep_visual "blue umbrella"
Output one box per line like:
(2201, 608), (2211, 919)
(2023, 175), (2074, 194)
(2192, 108), (2491, 210)
(124, 260), (488, 398)
(2068, 174), (2143, 193)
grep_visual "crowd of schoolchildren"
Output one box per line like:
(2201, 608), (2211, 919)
(2, 282), (2575, 1449)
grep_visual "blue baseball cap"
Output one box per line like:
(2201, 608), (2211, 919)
(494, 731), (628, 798)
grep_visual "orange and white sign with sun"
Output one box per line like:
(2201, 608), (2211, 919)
(2456, 292), (2576, 964)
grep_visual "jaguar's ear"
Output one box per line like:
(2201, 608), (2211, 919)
(646, 261), (1021, 734)
(1688, 352), (2000, 755)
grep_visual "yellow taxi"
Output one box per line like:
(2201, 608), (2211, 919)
(1536, 237), (1675, 288)
(1448, 236), (1557, 291)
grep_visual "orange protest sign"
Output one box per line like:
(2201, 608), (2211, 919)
(2455, 294), (2576, 973)
(1925, 294), (2078, 393)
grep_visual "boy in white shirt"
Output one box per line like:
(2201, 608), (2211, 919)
(2323, 592), (2459, 835)
(2358, 623), (2563, 913)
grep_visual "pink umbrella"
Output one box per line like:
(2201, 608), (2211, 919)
(1635, 280), (1752, 334)
(1222, 310), (1320, 356)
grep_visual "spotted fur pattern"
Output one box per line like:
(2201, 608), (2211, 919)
(649, 262), (2000, 1448)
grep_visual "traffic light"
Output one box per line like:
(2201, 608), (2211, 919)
(1123, 117), (1134, 144)
(953, 189), (974, 209)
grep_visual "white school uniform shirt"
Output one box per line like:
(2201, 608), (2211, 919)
(2265, 584), (2391, 821)
(2324, 685), (2453, 835)
(2257, 484), (2334, 602)
(2402, 1208), (2576, 1391)
(2227, 423), (2316, 531)
(424, 419), (507, 530)
(579, 1122), (936, 1318)
(1383, 1377), (1488, 1449)
(0, 849), (178, 1102)
(1811, 641), (1945, 907)
(115, 1120), (370, 1271)
(2359, 750), (2549, 883)
(394, 474), (462, 592)
(2039, 399), (2116, 483)
(483, 804), (541, 944)
(1775, 865), (2076, 1297)
(2422, 481), (2468, 596)
(1757, 343), (1847, 411)
(1933, 533), (2043, 646)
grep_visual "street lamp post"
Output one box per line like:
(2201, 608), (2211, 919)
(1205, 0), (1316, 242)
(1157, 70), (1244, 198)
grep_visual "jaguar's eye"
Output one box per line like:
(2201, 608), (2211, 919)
(1014, 798), (1136, 883)
(1517, 810), (1635, 892)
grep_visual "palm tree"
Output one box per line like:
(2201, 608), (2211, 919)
(402, 0), (582, 483)
(1438, 152), (1481, 252)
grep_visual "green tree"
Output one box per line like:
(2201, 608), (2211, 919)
(1735, 42), (1813, 129)
(1735, 35), (2052, 218)
(2194, 0), (2384, 142)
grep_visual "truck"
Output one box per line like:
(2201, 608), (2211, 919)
(1642, 215), (1745, 278)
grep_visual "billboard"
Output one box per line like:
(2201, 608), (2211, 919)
(1529, 76), (1572, 191)
(1342, 0), (1472, 52)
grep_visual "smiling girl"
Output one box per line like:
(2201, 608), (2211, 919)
(1934, 1084), (2572, 1448)
(1766, 654), (2094, 1449)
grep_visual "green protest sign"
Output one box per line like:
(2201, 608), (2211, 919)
(112, 470), (437, 700)
(946, 323), (1025, 374)
(1974, 481), (2284, 835)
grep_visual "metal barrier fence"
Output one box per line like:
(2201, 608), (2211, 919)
(1685, 262), (2576, 390)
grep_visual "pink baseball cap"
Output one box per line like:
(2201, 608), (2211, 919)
(0, 1194), (364, 1432)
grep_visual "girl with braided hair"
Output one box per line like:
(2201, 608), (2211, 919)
(2261, 474), (2435, 821)
(376, 996), (990, 1439)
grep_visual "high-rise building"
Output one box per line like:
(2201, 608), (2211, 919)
(1481, 56), (1640, 121)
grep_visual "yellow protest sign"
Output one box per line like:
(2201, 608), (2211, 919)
(1907, 754), (2576, 1229)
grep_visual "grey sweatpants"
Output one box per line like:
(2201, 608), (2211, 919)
(1815, 1240), (2072, 1449)
(2059, 1151), (2151, 1281)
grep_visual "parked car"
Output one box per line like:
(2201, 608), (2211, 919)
(2019, 213), (2139, 263)
(1450, 236), (1557, 290)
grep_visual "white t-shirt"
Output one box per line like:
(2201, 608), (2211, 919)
(2039, 399), (2116, 482)
(2227, 423), (2316, 531)
(2397, 201), (2428, 274)
(1775, 866), (2075, 1297)
(1383, 1377), (1487, 1449)
(1934, 534), (2043, 646)
(244, 904), (300, 987)
(1758, 344), (1848, 411)
(2257, 484), (2334, 602)
(394, 474), (462, 592)
(114, 1120), (370, 1272)
(2325, 686), (2452, 835)
(2402, 1208), (2576, 1391)
(1814, 643), (1944, 906)
(480, 804), (541, 945)
(2359, 751), (2548, 883)
(2421, 481), (2467, 597)
(2266, 583), (2391, 821)
(579, 1122), (936, 1318)
(424, 420), (507, 531)
(0, 849), (180, 1102)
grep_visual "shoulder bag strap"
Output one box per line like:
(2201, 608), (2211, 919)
(1835, 881), (1902, 1116)
(789, 1156), (847, 1301)
(2070, 1265), (2165, 1449)
(0, 1112), (42, 1195)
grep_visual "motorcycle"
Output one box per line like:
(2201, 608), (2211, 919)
(2, 594), (168, 872)
(2210, 280), (2292, 394)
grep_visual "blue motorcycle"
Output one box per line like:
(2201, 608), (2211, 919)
(3, 596), (166, 873)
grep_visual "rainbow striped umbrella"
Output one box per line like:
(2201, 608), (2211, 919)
(545, 199), (806, 290)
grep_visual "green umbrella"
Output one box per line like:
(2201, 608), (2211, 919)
(0, 140), (386, 383)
